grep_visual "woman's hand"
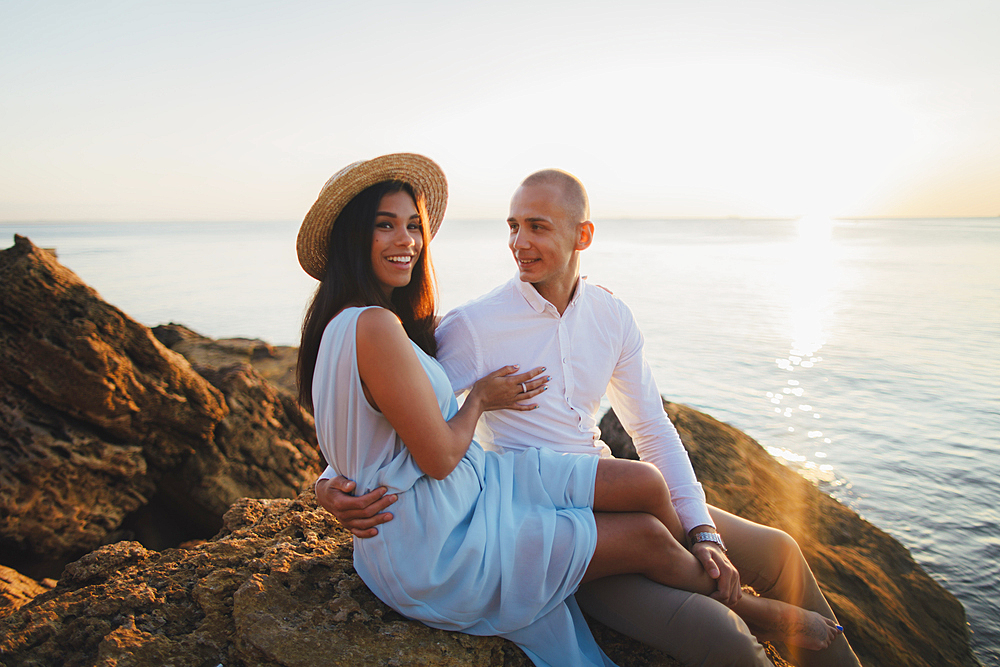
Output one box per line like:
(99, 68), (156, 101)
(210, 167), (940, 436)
(469, 365), (549, 412)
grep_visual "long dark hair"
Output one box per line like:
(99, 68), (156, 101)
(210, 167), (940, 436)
(297, 180), (438, 410)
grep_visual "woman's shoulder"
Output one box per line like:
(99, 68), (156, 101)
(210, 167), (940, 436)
(320, 306), (397, 342)
(356, 307), (409, 346)
(356, 305), (401, 328)
(330, 305), (395, 328)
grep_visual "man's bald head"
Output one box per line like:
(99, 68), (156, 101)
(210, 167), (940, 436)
(519, 169), (590, 223)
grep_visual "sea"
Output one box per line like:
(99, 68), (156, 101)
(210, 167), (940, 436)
(3, 217), (998, 664)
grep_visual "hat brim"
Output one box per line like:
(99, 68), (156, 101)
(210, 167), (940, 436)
(296, 153), (448, 280)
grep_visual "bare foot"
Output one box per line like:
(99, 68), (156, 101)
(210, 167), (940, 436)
(756, 605), (843, 650)
(776, 608), (842, 650)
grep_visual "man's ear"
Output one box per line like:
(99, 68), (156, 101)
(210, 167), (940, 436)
(576, 221), (595, 250)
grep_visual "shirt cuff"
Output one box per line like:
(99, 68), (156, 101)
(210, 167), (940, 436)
(673, 495), (715, 534)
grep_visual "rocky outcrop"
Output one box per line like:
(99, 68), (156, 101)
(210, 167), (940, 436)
(0, 566), (53, 612)
(0, 494), (526, 667)
(0, 397), (976, 667)
(2, 491), (780, 667)
(0, 236), (321, 578)
(601, 404), (979, 667)
(0, 234), (979, 666)
(151, 324), (299, 398)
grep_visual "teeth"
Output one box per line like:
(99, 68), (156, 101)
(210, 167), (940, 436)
(387, 256), (412, 263)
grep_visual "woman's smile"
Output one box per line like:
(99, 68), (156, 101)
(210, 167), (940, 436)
(371, 190), (424, 294)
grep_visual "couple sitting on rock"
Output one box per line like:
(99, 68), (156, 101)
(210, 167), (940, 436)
(296, 153), (860, 667)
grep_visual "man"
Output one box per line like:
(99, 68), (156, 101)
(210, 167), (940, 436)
(317, 169), (861, 667)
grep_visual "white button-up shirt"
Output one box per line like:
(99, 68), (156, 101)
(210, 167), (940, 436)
(436, 275), (713, 532)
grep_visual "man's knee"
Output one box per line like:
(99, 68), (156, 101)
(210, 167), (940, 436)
(748, 523), (804, 567)
(771, 526), (801, 558)
(745, 525), (812, 599)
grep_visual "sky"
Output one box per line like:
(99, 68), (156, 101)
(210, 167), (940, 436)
(1, 0), (998, 222)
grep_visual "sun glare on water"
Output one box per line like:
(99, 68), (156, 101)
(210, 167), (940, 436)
(789, 214), (837, 360)
(796, 214), (835, 245)
(764, 213), (843, 484)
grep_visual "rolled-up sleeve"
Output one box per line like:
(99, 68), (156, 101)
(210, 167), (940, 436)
(606, 303), (714, 533)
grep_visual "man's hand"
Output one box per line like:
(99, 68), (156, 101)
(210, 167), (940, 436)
(315, 476), (397, 538)
(689, 530), (741, 607)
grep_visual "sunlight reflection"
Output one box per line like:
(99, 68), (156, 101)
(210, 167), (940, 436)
(765, 445), (838, 484)
(788, 215), (837, 362)
(764, 215), (846, 487)
(796, 214), (835, 244)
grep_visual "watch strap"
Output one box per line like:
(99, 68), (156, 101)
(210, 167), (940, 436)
(692, 531), (727, 552)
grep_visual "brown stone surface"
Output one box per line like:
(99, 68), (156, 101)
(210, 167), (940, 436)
(0, 493), (527, 667)
(152, 324), (300, 398)
(601, 403), (979, 667)
(0, 236), (321, 577)
(6, 390), (973, 666)
(0, 234), (978, 665)
(1, 490), (783, 667)
(0, 565), (52, 612)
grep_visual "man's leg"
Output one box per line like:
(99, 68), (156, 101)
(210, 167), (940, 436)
(576, 574), (774, 667)
(711, 506), (862, 667)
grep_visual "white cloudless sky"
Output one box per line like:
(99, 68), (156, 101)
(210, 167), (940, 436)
(2, 0), (998, 222)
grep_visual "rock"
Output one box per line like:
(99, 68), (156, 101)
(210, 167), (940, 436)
(601, 403), (979, 667)
(0, 435), (789, 667)
(0, 234), (978, 665)
(0, 565), (53, 612)
(0, 236), (322, 578)
(151, 324), (300, 398)
(1, 490), (785, 667)
(0, 492), (530, 666)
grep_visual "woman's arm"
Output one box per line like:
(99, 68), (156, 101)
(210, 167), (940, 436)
(356, 308), (546, 479)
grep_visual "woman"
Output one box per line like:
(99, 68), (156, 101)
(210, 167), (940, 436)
(296, 154), (841, 667)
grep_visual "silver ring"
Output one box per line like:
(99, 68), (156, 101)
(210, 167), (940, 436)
(520, 382), (527, 394)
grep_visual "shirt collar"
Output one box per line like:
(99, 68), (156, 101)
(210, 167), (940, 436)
(513, 272), (587, 314)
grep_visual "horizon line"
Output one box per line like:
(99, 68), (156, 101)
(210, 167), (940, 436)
(3, 214), (1000, 226)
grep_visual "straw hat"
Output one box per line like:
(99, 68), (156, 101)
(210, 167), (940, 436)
(296, 153), (448, 280)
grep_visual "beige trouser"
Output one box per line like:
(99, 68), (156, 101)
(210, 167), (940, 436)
(576, 506), (862, 667)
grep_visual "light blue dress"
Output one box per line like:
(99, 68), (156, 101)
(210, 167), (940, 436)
(312, 307), (616, 667)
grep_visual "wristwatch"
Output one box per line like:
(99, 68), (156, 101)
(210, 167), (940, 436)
(691, 531), (727, 552)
